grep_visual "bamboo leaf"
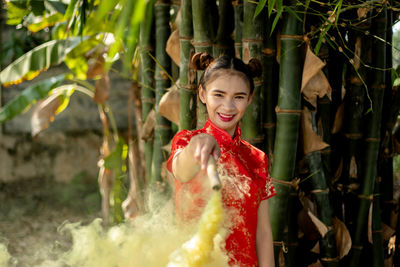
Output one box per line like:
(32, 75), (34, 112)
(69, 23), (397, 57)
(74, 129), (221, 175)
(64, 0), (78, 19)
(268, 0), (276, 17)
(27, 12), (65, 32)
(0, 74), (66, 123)
(0, 37), (85, 87)
(5, 1), (29, 25)
(104, 138), (127, 170)
(270, 4), (283, 36)
(314, 22), (332, 55)
(254, 0), (267, 19)
(285, 6), (302, 22)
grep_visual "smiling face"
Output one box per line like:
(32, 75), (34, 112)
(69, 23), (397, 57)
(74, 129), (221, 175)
(199, 71), (253, 136)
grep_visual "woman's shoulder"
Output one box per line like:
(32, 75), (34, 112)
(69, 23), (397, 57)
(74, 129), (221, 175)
(239, 139), (267, 162)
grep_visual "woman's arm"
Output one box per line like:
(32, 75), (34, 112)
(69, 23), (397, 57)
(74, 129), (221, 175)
(172, 133), (220, 182)
(256, 199), (275, 267)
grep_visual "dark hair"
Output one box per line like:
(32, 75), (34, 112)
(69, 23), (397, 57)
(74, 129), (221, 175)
(190, 52), (262, 95)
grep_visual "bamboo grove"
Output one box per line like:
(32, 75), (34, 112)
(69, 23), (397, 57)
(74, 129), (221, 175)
(0, 0), (400, 266)
(138, 0), (400, 266)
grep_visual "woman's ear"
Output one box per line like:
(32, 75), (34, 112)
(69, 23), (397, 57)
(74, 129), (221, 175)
(199, 85), (206, 104)
(247, 91), (254, 106)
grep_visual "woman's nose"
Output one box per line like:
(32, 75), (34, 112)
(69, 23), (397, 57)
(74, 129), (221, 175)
(222, 98), (235, 111)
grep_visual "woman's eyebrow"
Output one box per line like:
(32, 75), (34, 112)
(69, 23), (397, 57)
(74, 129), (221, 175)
(210, 89), (226, 94)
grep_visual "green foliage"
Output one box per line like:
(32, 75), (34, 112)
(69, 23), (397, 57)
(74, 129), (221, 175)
(0, 37), (84, 86)
(0, 74), (66, 123)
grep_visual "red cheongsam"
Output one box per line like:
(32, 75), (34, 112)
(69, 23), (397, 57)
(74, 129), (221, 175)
(167, 119), (276, 267)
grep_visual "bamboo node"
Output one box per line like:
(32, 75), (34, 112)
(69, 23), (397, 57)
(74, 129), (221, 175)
(263, 122), (276, 128)
(242, 38), (263, 43)
(365, 137), (380, 143)
(357, 194), (374, 200)
(275, 106), (302, 114)
(352, 245), (363, 250)
(271, 177), (300, 190)
(280, 34), (304, 41)
(344, 133), (362, 140)
(191, 41), (213, 47)
(142, 97), (156, 104)
(179, 36), (192, 41)
(179, 83), (197, 92)
(311, 188), (330, 194)
(320, 257), (339, 262)
(273, 241), (288, 253)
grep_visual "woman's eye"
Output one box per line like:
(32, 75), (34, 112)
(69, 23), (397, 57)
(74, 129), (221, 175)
(214, 93), (223, 97)
(235, 96), (245, 99)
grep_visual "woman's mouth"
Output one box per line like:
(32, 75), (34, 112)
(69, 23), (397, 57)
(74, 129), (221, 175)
(217, 113), (235, 122)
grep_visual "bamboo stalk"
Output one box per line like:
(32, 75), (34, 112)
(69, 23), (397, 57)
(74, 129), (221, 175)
(348, 6), (387, 266)
(191, 0), (215, 128)
(241, 0), (263, 147)
(140, 0), (156, 187)
(262, 13), (278, 162)
(304, 110), (338, 267)
(269, 1), (304, 264)
(179, 0), (196, 130)
(213, 0), (234, 56)
(233, 0), (243, 59)
(151, 0), (172, 194)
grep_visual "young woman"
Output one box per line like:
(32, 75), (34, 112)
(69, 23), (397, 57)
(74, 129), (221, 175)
(166, 52), (276, 267)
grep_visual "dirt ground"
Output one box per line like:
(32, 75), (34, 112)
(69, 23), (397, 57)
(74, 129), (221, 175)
(0, 173), (101, 267)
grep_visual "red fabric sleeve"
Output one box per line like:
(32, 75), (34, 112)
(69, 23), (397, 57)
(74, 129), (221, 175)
(166, 130), (194, 173)
(260, 155), (276, 200)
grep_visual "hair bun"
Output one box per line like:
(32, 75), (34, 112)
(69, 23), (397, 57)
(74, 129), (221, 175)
(190, 52), (214, 71)
(247, 58), (262, 78)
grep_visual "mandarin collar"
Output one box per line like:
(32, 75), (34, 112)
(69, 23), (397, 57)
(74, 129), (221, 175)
(203, 119), (241, 152)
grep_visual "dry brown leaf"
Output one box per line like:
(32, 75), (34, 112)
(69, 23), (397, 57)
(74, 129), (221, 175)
(166, 29), (180, 65)
(171, 8), (180, 31)
(142, 109), (155, 141)
(162, 140), (172, 154)
(93, 73), (110, 104)
(332, 217), (352, 259)
(87, 55), (105, 79)
(309, 260), (323, 267)
(242, 41), (250, 63)
(331, 102), (344, 134)
(349, 156), (357, 179)
(332, 158), (343, 184)
(311, 241), (320, 254)
(31, 94), (62, 137)
(301, 108), (330, 154)
(353, 37), (362, 70)
(158, 81), (180, 125)
(307, 210), (329, 238)
(368, 201), (373, 244)
(357, 7), (369, 19)
(301, 45), (331, 107)
(298, 208), (320, 241)
(276, 31), (281, 64)
(382, 223), (396, 241)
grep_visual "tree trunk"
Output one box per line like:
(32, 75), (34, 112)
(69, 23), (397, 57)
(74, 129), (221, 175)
(269, 2), (304, 265)
(191, 0), (216, 128)
(241, 0), (264, 147)
(179, 0), (196, 130)
(348, 6), (387, 266)
(233, 0), (243, 59)
(151, 0), (172, 196)
(213, 0), (234, 56)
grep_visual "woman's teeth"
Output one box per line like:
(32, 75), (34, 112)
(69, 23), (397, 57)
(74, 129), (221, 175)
(218, 113), (235, 121)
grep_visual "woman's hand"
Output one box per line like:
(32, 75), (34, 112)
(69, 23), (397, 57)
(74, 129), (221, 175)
(173, 133), (220, 183)
(189, 134), (221, 170)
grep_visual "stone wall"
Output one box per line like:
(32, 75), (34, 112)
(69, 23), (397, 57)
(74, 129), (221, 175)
(0, 63), (135, 183)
